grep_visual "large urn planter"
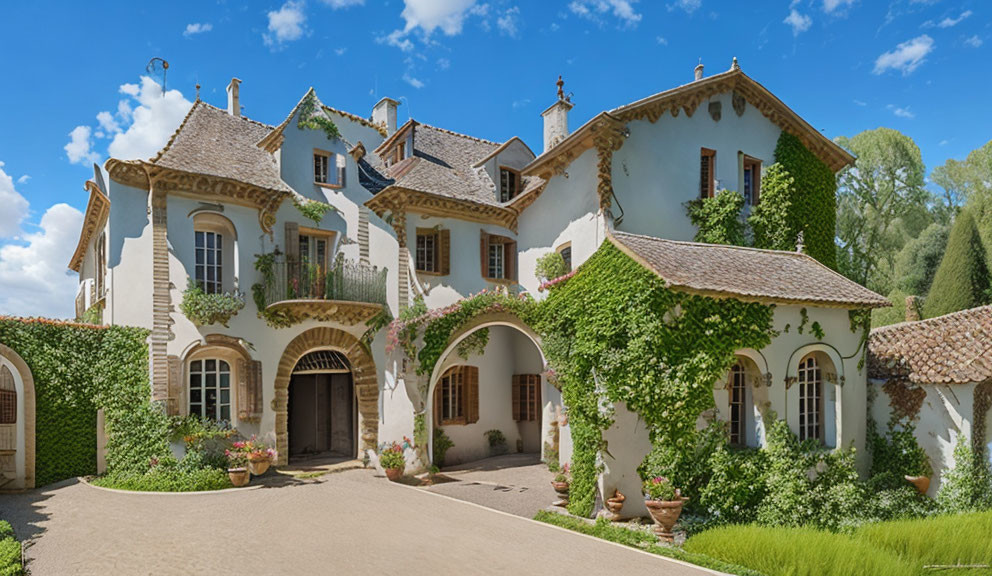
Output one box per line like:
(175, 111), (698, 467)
(249, 458), (271, 476)
(905, 475), (930, 495)
(385, 467), (404, 482)
(645, 499), (685, 543)
(551, 480), (570, 505)
(605, 490), (626, 520)
(228, 468), (250, 487)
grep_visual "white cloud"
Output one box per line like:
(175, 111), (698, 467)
(437, 57), (451, 70)
(937, 10), (971, 28)
(939, 139), (949, 146)
(823, 0), (855, 13)
(264, 1), (307, 47)
(0, 162), (30, 238)
(402, 73), (425, 89)
(656, 36), (668, 45)
(400, 0), (478, 36)
(887, 104), (915, 119)
(378, 29), (414, 51)
(497, 6), (520, 37)
(334, 47), (347, 55)
(965, 35), (983, 48)
(16, 175), (30, 185)
(667, 0), (700, 14)
(65, 126), (100, 165)
(512, 98), (531, 109)
(96, 111), (121, 134)
(784, 9), (812, 36)
(321, 0), (364, 7)
(571, 0), (642, 26)
(183, 22), (213, 36)
(0, 203), (83, 319)
(853, 99), (867, 106)
(873, 35), (933, 75)
(106, 77), (193, 162)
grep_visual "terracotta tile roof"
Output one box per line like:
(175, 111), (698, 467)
(150, 101), (292, 193)
(609, 231), (890, 308)
(869, 306), (992, 385)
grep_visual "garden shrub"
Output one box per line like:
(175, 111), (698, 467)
(432, 427), (454, 468)
(936, 433), (992, 514)
(639, 420), (727, 513)
(0, 521), (19, 576)
(748, 162), (795, 252)
(685, 524), (917, 576)
(893, 222), (949, 298)
(686, 189), (747, 245)
(867, 421), (931, 493)
(534, 251), (568, 282)
(699, 446), (768, 525)
(923, 209), (991, 318)
(92, 457), (231, 492)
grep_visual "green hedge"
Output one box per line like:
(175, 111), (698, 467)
(0, 318), (166, 486)
(0, 521), (20, 576)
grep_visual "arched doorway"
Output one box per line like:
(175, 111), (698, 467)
(273, 327), (378, 466)
(288, 350), (355, 461)
(0, 343), (35, 490)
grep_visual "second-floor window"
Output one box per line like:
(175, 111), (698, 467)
(742, 156), (761, 206)
(414, 228), (450, 275)
(499, 167), (519, 202)
(314, 152), (329, 184)
(480, 233), (516, 281)
(189, 358), (232, 421)
(195, 231), (223, 294)
(700, 148), (716, 198)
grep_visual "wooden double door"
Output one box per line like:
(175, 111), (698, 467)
(288, 373), (355, 459)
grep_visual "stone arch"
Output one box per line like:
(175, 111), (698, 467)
(425, 312), (545, 462)
(0, 343), (34, 490)
(273, 327), (378, 465)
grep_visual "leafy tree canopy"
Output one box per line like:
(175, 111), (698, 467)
(892, 222), (949, 298)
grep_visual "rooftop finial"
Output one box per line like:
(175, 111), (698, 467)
(556, 75), (565, 101)
(195, 83), (201, 101)
(795, 230), (805, 253)
(731, 56), (740, 71)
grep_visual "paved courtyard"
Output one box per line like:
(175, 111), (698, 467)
(0, 468), (714, 576)
(426, 453), (559, 517)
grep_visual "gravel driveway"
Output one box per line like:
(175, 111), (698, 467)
(0, 470), (714, 576)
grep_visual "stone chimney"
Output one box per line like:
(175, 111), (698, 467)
(694, 62), (704, 81)
(905, 295), (921, 322)
(227, 78), (241, 117)
(372, 97), (400, 135)
(542, 75), (574, 153)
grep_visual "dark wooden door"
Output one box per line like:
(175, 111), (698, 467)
(329, 373), (354, 456)
(289, 372), (354, 459)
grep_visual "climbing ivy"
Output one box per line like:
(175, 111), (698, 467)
(685, 189), (747, 245)
(251, 252), (294, 328)
(296, 91), (341, 140)
(293, 196), (336, 225)
(0, 318), (165, 486)
(534, 241), (776, 516)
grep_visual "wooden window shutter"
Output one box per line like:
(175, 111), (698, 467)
(433, 382), (443, 425)
(440, 229), (451, 275)
(465, 366), (479, 424)
(535, 375), (542, 420)
(512, 375), (521, 422)
(479, 231), (489, 278)
(506, 240), (517, 281)
(285, 221), (300, 264)
(338, 164), (346, 187)
(237, 359), (263, 421)
(166, 355), (181, 416)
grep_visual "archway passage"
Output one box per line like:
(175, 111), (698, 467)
(288, 351), (355, 461)
(274, 327), (378, 466)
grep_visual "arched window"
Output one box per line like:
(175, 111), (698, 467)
(189, 359), (231, 421)
(798, 355), (822, 443)
(0, 365), (15, 425)
(728, 362), (746, 445)
(193, 213), (237, 295)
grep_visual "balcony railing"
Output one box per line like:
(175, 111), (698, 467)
(261, 257), (388, 307)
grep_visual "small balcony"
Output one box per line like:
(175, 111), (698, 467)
(258, 257), (388, 326)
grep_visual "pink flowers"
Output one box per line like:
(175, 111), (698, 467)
(538, 269), (577, 292)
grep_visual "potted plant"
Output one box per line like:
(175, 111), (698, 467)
(551, 463), (570, 505)
(605, 489), (626, 520)
(379, 441), (405, 481)
(643, 476), (685, 542)
(225, 448), (250, 487)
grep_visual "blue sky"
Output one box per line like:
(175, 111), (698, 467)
(0, 0), (987, 318)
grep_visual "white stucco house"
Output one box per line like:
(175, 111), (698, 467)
(68, 60), (902, 500)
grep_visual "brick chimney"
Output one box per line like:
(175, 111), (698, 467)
(905, 295), (921, 322)
(227, 78), (241, 117)
(542, 75), (573, 153)
(372, 97), (399, 135)
(694, 62), (704, 81)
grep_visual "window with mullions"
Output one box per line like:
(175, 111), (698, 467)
(798, 355), (822, 443)
(195, 231), (223, 294)
(188, 359), (232, 421)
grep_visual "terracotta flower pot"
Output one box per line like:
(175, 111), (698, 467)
(605, 490), (626, 520)
(228, 468), (250, 487)
(385, 467), (404, 482)
(551, 480), (570, 496)
(249, 459), (271, 476)
(905, 475), (930, 495)
(645, 498), (685, 543)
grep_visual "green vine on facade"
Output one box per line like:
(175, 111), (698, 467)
(686, 189), (747, 246)
(251, 252), (294, 328)
(296, 91), (341, 140)
(293, 196), (335, 225)
(180, 279), (246, 327)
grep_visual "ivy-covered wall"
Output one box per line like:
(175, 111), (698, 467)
(0, 318), (165, 486)
(535, 241), (776, 516)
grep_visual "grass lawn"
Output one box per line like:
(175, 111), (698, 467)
(684, 511), (992, 576)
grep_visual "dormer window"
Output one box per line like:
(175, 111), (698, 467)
(394, 141), (407, 164)
(314, 152), (329, 184)
(499, 167), (519, 202)
(314, 149), (344, 187)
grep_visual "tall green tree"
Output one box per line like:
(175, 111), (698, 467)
(922, 209), (991, 318)
(932, 140), (992, 211)
(893, 222), (950, 297)
(835, 128), (931, 294)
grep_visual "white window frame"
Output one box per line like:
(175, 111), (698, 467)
(441, 369), (464, 423)
(798, 355), (822, 443)
(195, 230), (223, 294)
(488, 243), (505, 279)
(314, 152), (330, 184)
(188, 358), (232, 421)
(416, 232), (438, 274)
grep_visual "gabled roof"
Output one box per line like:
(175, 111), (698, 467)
(608, 230), (889, 309)
(869, 306), (992, 385)
(68, 165), (110, 272)
(525, 66), (856, 178)
(472, 136), (536, 168)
